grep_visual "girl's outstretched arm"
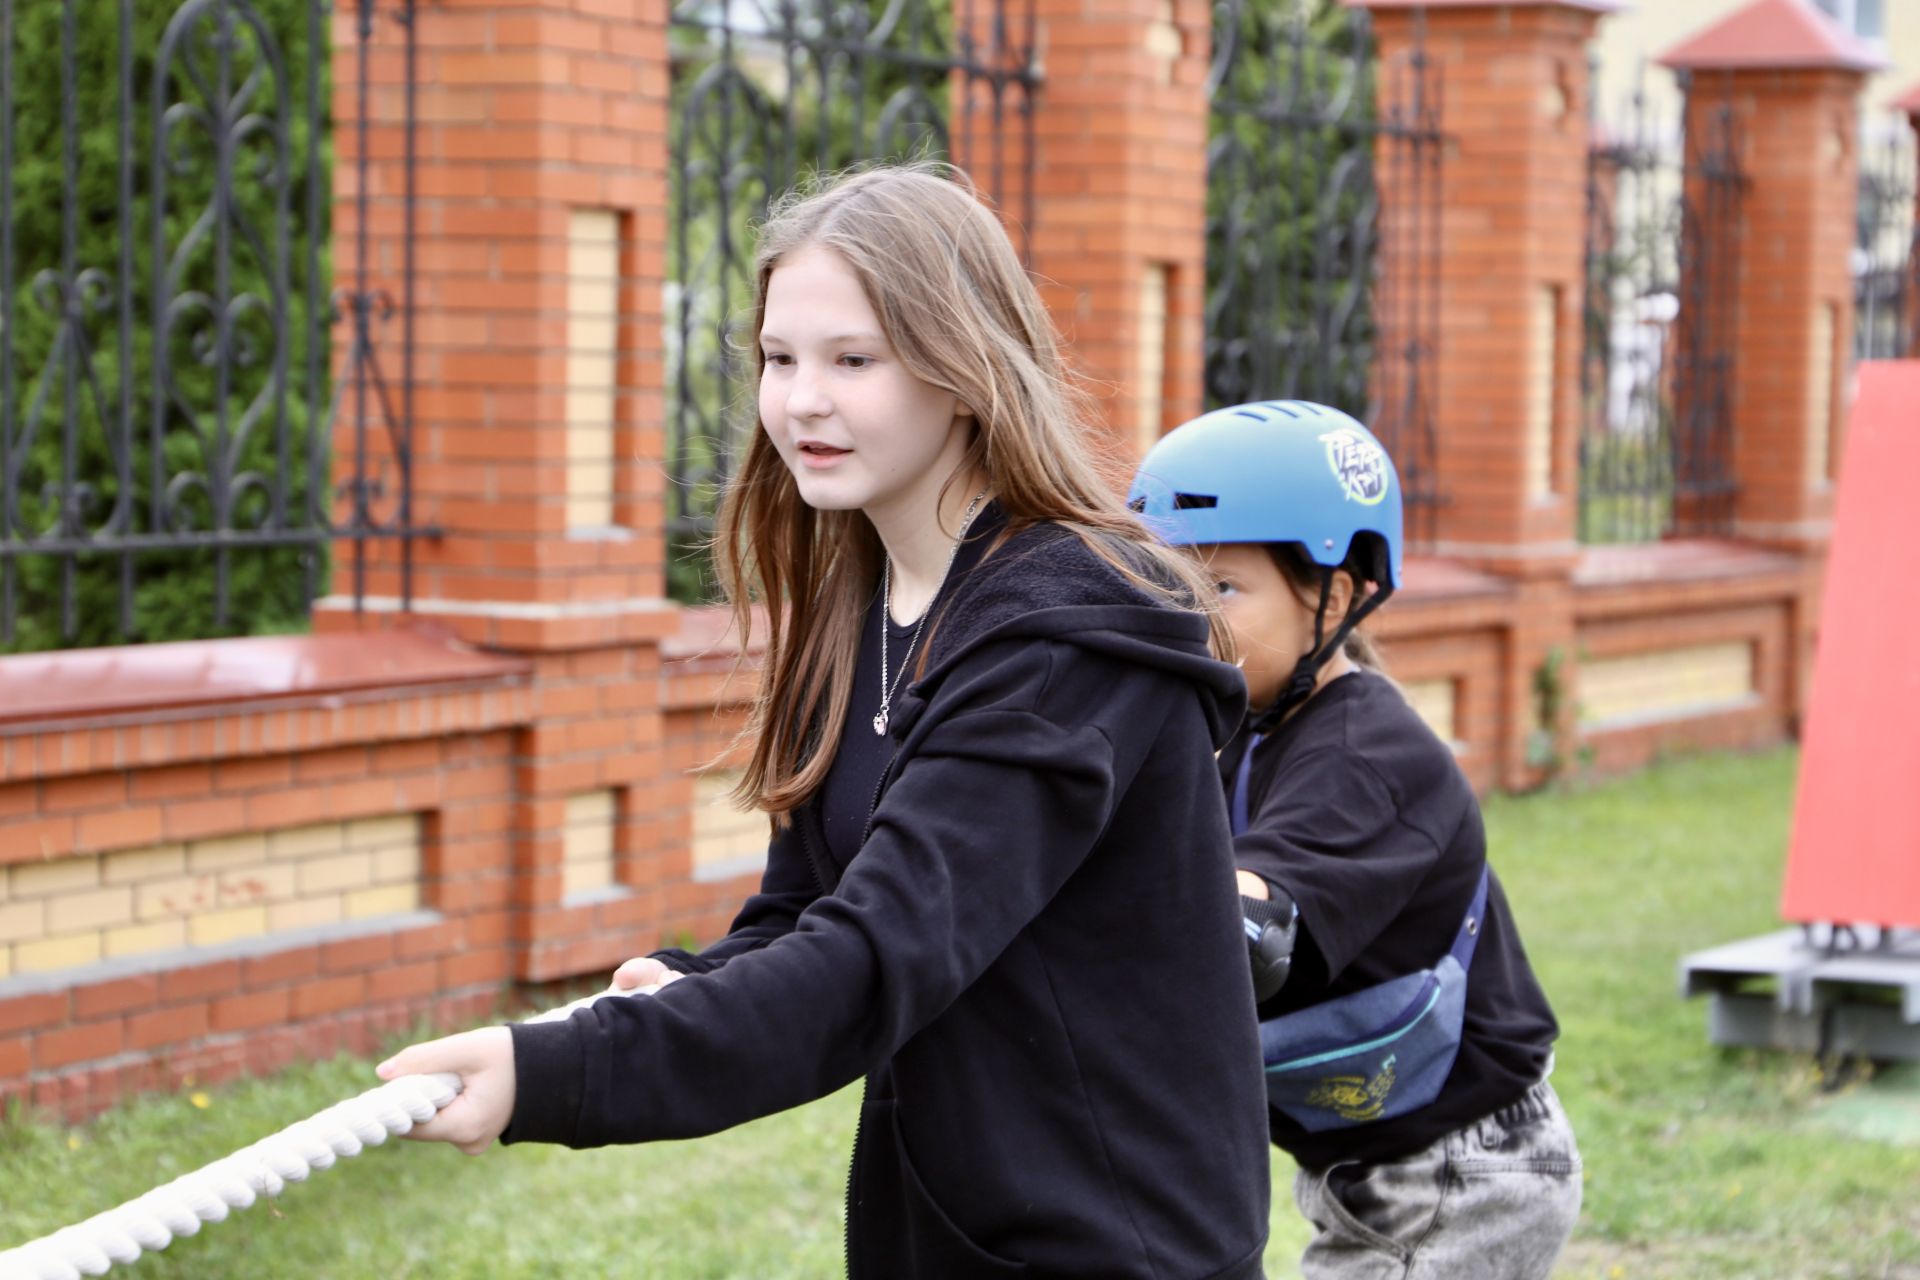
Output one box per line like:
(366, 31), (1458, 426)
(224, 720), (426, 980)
(500, 639), (1184, 1150)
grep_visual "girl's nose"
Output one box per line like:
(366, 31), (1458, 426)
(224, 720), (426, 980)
(785, 364), (832, 419)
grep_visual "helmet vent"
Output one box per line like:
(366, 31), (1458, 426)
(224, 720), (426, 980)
(1172, 492), (1219, 510)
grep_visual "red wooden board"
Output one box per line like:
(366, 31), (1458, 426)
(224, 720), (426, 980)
(1782, 361), (1920, 926)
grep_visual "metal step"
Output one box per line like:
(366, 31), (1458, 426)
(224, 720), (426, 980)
(1680, 927), (1920, 1061)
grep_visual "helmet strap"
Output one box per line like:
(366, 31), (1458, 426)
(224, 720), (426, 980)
(1250, 569), (1397, 734)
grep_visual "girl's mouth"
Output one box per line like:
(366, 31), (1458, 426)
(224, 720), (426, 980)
(797, 442), (851, 469)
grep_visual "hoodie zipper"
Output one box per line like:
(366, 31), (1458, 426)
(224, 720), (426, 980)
(845, 1077), (869, 1280)
(859, 752), (896, 846)
(795, 810), (829, 896)
(845, 744), (898, 1280)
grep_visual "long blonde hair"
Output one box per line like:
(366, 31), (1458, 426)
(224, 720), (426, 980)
(714, 163), (1228, 819)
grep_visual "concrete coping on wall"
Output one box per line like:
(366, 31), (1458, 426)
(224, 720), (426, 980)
(661, 603), (767, 670)
(1397, 556), (1515, 603)
(0, 632), (530, 732)
(1572, 538), (1805, 589)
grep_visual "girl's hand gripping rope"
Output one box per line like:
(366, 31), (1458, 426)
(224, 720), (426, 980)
(375, 1027), (517, 1155)
(372, 968), (680, 1155)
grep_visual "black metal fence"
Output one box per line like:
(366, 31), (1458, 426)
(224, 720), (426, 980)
(1579, 71), (1745, 544)
(1205, 0), (1443, 543)
(665, 0), (1039, 599)
(1855, 117), (1917, 363)
(0, 0), (421, 652)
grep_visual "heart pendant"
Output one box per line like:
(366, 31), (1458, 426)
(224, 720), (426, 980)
(872, 712), (888, 736)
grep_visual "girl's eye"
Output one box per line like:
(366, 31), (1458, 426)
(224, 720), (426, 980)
(762, 352), (793, 367)
(840, 355), (873, 370)
(1215, 581), (1239, 599)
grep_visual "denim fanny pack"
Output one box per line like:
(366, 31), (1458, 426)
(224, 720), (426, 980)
(1233, 734), (1490, 1132)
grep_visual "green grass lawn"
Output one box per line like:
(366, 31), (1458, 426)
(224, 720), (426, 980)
(4, 747), (1918, 1278)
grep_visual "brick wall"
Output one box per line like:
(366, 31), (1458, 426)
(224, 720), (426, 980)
(0, 621), (778, 1121)
(0, 634), (529, 1117)
(0, 0), (1872, 1115)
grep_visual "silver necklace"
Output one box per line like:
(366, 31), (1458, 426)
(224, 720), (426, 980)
(875, 490), (988, 736)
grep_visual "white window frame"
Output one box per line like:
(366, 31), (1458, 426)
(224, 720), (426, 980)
(1812, 0), (1887, 43)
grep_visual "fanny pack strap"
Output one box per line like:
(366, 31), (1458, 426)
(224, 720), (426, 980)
(1230, 733), (1263, 837)
(1449, 864), (1492, 970)
(1232, 733), (1493, 972)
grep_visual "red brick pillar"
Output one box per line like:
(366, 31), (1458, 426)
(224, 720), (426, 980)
(1661, 1), (1882, 731)
(318, 2), (682, 983)
(1661, 0), (1882, 552)
(1353, 0), (1613, 788)
(973, 0), (1212, 457)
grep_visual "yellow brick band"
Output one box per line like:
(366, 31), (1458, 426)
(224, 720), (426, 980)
(0, 815), (424, 979)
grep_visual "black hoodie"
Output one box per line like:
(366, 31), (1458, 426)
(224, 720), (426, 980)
(504, 518), (1270, 1280)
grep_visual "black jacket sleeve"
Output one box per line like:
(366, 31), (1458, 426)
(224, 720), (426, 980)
(502, 638), (1180, 1147)
(647, 821), (819, 975)
(1233, 744), (1442, 984)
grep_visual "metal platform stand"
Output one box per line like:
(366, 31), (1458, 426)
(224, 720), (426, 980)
(1679, 925), (1920, 1060)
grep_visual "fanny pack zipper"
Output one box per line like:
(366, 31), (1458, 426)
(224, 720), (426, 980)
(1265, 971), (1442, 1074)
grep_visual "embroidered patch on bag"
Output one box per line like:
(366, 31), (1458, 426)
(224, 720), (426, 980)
(1303, 1054), (1398, 1122)
(1318, 428), (1390, 506)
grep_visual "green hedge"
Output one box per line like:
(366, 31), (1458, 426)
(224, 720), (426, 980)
(2, 0), (329, 653)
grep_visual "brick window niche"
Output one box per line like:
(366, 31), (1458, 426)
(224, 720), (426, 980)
(1400, 677), (1462, 753)
(566, 209), (624, 534)
(1134, 263), (1173, 460)
(1806, 300), (1840, 490)
(561, 789), (621, 902)
(0, 815), (425, 987)
(691, 770), (768, 884)
(1525, 283), (1563, 504)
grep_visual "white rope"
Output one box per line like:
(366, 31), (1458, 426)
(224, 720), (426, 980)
(0, 984), (659, 1280)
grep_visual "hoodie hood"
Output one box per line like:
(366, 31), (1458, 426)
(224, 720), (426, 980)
(886, 513), (1248, 749)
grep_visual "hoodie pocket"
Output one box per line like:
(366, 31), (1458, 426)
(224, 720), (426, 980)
(890, 1108), (1030, 1276)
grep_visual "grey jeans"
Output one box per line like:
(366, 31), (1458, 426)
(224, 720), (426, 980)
(1291, 1076), (1582, 1280)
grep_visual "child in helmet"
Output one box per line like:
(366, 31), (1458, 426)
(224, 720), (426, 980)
(1131, 402), (1580, 1280)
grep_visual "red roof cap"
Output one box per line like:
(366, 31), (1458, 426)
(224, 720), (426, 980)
(1660, 0), (1887, 74)
(1345, 0), (1621, 9)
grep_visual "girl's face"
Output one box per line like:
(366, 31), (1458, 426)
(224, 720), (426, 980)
(757, 244), (975, 525)
(1203, 543), (1350, 710)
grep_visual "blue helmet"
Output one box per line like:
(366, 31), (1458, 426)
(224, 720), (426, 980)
(1127, 400), (1403, 589)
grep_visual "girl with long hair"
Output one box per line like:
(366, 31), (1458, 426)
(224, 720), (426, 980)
(378, 164), (1272, 1279)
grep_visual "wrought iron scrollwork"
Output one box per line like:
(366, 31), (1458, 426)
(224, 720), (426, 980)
(1204, 0), (1442, 542)
(1855, 115), (1918, 363)
(1580, 69), (1745, 544)
(0, 0), (422, 649)
(664, 0), (1039, 597)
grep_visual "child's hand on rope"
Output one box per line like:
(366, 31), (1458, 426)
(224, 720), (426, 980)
(374, 1027), (516, 1155)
